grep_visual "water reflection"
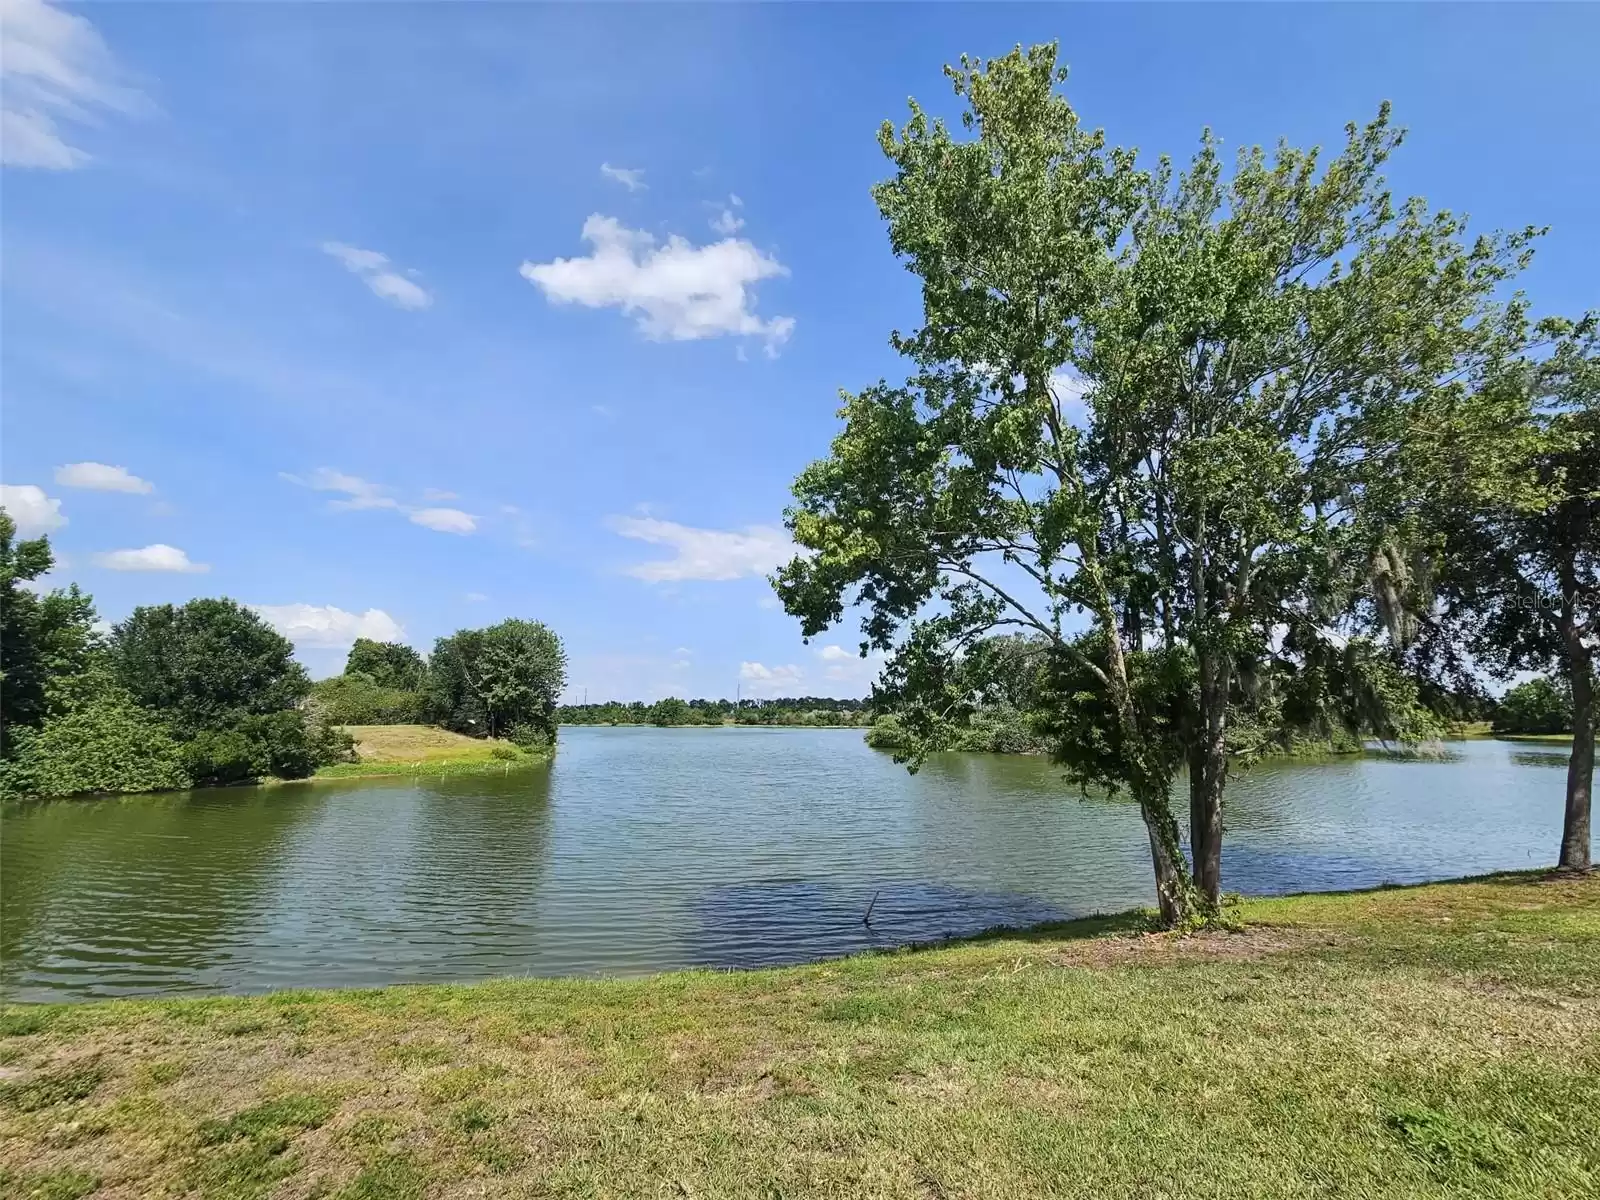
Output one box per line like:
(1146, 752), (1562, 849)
(1, 730), (1587, 1001)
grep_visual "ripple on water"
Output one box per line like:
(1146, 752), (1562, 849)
(0, 729), (1586, 1001)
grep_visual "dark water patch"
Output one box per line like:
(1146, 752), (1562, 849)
(686, 880), (1070, 969)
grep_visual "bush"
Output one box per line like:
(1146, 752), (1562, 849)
(1493, 676), (1573, 735)
(507, 724), (552, 752)
(308, 673), (421, 725)
(179, 712), (351, 786)
(181, 728), (262, 786)
(1, 682), (190, 799)
(490, 744), (521, 761)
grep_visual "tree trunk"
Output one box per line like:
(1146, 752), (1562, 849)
(1138, 792), (1195, 926)
(1189, 648), (1230, 910)
(1559, 628), (1594, 872)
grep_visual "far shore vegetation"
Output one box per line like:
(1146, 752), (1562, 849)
(0, 523), (567, 803)
(559, 696), (870, 728)
(3, 872), (1595, 1199)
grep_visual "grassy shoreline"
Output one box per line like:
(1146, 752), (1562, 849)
(306, 724), (552, 782)
(3, 871), (1596, 1198)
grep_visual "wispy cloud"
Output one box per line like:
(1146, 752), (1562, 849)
(54, 461), (154, 493)
(285, 467), (399, 511)
(91, 543), (207, 573)
(608, 515), (795, 582)
(708, 193), (745, 235)
(283, 469), (477, 535)
(409, 507), (476, 535)
(0, 483), (67, 536)
(1, 0), (146, 170)
(521, 215), (794, 354)
(249, 603), (404, 649)
(321, 241), (432, 310)
(816, 642), (885, 686)
(599, 162), (646, 191)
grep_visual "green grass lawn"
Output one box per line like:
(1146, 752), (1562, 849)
(307, 725), (549, 780)
(2, 872), (1596, 1199)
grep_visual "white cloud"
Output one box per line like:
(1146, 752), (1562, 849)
(1, 0), (145, 170)
(409, 507), (477, 535)
(599, 162), (646, 191)
(421, 487), (458, 502)
(0, 483), (67, 536)
(608, 515), (794, 582)
(321, 241), (432, 310)
(739, 660), (804, 697)
(54, 461), (153, 493)
(1049, 368), (1092, 426)
(521, 215), (794, 352)
(464, 591), (488, 603)
(709, 209), (744, 235)
(91, 543), (207, 573)
(284, 468), (478, 536)
(815, 642), (885, 685)
(286, 467), (399, 511)
(249, 603), (405, 649)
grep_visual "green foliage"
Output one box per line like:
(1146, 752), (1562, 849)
(308, 672), (421, 725)
(775, 43), (1526, 921)
(648, 696), (693, 726)
(1, 670), (190, 799)
(425, 619), (566, 740)
(112, 599), (310, 741)
(344, 639), (427, 691)
(0, 514), (99, 755)
(180, 713), (351, 786)
(1414, 317), (1598, 866)
(1493, 677), (1573, 735)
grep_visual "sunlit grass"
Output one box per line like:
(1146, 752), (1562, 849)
(2, 872), (1595, 1198)
(304, 724), (551, 780)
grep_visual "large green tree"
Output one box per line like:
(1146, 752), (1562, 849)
(0, 512), (99, 755)
(1424, 318), (1598, 870)
(344, 637), (427, 691)
(425, 618), (567, 741)
(111, 598), (310, 739)
(776, 45), (1532, 923)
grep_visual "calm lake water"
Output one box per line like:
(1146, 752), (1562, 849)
(0, 728), (1584, 1002)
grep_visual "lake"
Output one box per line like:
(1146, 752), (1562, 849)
(0, 727), (1585, 1002)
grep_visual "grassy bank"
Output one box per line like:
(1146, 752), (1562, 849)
(3, 874), (1596, 1198)
(1493, 732), (1598, 744)
(308, 724), (550, 780)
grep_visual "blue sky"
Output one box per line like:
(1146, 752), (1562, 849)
(3, 2), (1597, 699)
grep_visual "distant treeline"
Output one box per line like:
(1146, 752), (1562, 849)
(560, 697), (871, 727)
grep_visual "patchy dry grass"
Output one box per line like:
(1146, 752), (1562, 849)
(1, 873), (1596, 1198)
(307, 725), (550, 781)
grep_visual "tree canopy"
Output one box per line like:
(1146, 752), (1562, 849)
(425, 618), (567, 742)
(345, 638), (428, 691)
(1420, 318), (1598, 867)
(776, 44), (1536, 923)
(112, 598), (311, 740)
(0, 511), (99, 753)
